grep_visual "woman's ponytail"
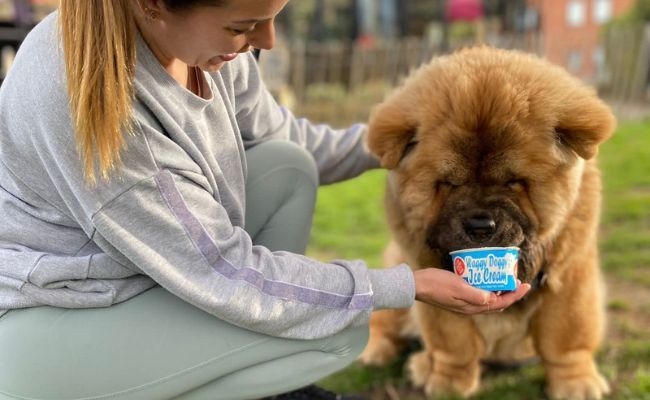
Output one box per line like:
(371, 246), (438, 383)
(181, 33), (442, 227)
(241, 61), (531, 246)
(59, 0), (136, 184)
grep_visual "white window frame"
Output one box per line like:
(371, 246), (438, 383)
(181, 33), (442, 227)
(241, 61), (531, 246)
(593, 0), (613, 24)
(566, 0), (586, 27)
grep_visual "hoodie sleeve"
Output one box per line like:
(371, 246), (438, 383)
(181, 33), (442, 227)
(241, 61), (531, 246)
(90, 168), (414, 340)
(226, 53), (381, 185)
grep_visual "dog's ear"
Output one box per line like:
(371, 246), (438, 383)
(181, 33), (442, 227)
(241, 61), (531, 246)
(366, 98), (418, 170)
(555, 92), (616, 160)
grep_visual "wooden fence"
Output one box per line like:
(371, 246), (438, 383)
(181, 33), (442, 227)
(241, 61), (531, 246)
(258, 26), (650, 124)
(601, 25), (650, 107)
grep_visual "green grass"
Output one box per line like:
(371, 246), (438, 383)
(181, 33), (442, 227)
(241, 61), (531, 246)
(306, 116), (650, 399)
(599, 118), (650, 285)
(308, 169), (389, 267)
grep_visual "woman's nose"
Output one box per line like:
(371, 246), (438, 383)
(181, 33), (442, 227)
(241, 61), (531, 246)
(246, 20), (276, 51)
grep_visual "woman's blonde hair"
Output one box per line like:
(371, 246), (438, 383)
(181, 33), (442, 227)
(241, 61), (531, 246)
(59, 0), (226, 183)
(59, 0), (137, 184)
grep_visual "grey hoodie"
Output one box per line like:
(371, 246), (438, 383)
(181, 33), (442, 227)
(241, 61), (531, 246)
(0, 13), (415, 339)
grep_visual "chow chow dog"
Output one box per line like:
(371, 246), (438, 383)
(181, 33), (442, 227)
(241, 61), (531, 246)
(359, 46), (616, 400)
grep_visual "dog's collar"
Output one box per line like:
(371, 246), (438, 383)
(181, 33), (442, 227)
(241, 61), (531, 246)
(524, 266), (548, 300)
(531, 268), (548, 290)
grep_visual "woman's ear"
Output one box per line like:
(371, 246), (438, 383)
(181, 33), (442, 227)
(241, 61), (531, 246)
(136, 0), (164, 16)
(555, 89), (617, 160)
(366, 98), (418, 170)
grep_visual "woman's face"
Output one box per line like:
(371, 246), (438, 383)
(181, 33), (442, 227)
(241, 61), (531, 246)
(141, 0), (289, 71)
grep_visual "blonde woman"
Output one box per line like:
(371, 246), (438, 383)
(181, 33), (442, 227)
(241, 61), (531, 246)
(0, 1), (530, 399)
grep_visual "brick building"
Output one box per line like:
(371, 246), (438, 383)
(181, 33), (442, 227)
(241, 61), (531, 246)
(527, 0), (635, 82)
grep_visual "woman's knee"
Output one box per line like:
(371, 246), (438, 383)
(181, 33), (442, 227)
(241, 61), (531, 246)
(245, 140), (318, 189)
(244, 140), (319, 252)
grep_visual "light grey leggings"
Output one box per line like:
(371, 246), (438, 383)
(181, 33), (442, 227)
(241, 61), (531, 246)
(0, 140), (369, 400)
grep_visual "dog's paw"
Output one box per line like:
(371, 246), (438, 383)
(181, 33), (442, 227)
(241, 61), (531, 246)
(407, 350), (480, 398)
(358, 335), (400, 366)
(406, 350), (433, 388)
(546, 372), (610, 400)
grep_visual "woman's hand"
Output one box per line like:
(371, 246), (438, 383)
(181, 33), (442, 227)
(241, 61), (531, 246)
(413, 268), (531, 315)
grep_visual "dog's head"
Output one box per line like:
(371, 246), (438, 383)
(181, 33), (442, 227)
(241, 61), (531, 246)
(367, 46), (616, 282)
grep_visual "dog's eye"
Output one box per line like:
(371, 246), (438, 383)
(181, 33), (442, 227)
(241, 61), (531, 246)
(554, 128), (568, 146)
(506, 179), (527, 192)
(435, 181), (458, 192)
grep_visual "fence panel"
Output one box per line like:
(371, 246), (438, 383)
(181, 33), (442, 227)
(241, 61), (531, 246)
(603, 25), (650, 106)
(260, 27), (649, 124)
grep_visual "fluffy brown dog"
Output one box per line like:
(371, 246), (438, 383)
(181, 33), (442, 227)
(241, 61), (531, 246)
(359, 46), (616, 400)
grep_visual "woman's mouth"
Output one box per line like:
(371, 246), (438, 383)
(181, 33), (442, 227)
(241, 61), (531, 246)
(219, 53), (239, 62)
(204, 50), (247, 71)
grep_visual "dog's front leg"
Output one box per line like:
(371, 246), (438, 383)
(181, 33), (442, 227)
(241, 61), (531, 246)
(532, 263), (609, 400)
(410, 302), (485, 398)
(359, 307), (412, 366)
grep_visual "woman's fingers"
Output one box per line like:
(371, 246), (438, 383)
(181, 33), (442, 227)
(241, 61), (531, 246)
(454, 282), (531, 315)
(487, 283), (531, 310)
(413, 268), (532, 315)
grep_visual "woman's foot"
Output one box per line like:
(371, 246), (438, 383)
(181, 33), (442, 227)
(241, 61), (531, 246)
(260, 384), (366, 400)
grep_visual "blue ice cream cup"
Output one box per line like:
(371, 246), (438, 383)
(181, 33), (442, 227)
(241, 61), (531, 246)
(449, 246), (519, 292)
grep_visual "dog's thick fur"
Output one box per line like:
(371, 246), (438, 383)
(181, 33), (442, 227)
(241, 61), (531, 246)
(359, 47), (616, 400)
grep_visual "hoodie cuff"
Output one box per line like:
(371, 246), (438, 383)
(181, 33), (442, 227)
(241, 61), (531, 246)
(368, 263), (415, 310)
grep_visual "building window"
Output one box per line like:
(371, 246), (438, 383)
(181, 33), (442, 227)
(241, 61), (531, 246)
(566, 0), (586, 27)
(593, 0), (612, 24)
(567, 50), (583, 73)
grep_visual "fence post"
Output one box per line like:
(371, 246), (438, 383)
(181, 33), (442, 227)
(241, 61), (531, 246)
(290, 40), (306, 103)
(630, 24), (650, 102)
(348, 41), (364, 92)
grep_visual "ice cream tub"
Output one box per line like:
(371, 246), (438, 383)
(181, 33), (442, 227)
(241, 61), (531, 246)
(449, 246), (519, 292)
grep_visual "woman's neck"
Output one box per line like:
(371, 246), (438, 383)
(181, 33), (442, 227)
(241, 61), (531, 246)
(131, 6), (196, 94)
(165, 58), (191, 89)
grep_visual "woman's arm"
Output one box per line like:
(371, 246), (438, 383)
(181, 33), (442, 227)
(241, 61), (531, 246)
(227, 53), (381, 185)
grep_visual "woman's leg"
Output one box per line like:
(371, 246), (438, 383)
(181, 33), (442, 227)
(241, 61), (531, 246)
(0, 287), (367, 400)
(243, 139), (318, 254)
(0, 140), (368, 400)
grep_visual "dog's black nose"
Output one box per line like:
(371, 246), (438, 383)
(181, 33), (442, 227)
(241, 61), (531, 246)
(463, 216), (496, 241)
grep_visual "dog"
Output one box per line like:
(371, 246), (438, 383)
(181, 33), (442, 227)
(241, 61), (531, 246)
(359, 46), (616, 400)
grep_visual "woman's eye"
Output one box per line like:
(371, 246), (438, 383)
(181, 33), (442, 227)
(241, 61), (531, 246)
(229, 26), (254, 35)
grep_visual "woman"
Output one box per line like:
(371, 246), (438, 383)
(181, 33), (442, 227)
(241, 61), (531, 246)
(0, 1), (530, 399)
